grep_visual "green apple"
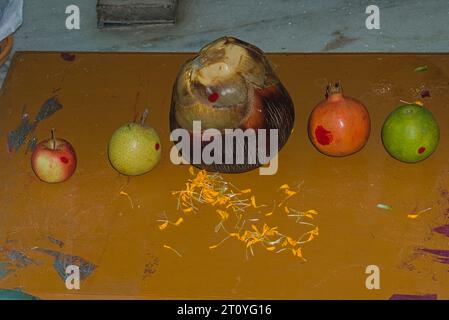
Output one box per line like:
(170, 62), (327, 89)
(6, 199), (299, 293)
(108, 112), (161, 175)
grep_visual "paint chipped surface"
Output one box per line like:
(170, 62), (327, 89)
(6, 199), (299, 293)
(35, 96), (63, 122)
(389, 293), (437, 300)
(315, 125), (333, 145)
(48, 236), (65, 248)
(143, 255), (159, 279)
(26, 136), (38, 154)
(0, 262), (13, 279)
(433, 225), (449, 237)
(7, 115), (36, 152)
(34, 248), (96, 281)
(7, 96), (63, 152)
(0, 289), (39, 300)
(7, 250), (36, 268)
(420, 248), (449, 265)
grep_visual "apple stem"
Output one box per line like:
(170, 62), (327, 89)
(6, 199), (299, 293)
(51, 128), (56, 150)
(140, 109), (149, 126)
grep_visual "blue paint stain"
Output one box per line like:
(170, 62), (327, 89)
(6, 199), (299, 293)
(33, 248), (96, 281)
(0, 262), (13, 279)
(0, 289), (39, 300)
(47, 236), (65, 248)
(7, 250), (36, 268)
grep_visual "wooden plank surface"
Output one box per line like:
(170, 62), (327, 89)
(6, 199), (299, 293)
(0, 52), (448, 299)
(97, 0), (178, 28)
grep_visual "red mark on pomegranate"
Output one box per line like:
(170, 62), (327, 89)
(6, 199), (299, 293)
(315, 125), (333, 145)
(60, 156), (69, 164)
(155, 143), (160, 151)
(418, 147), (426, 154)
(208, 92), (219, 103)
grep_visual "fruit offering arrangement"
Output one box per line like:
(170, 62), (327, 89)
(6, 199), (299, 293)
(27, 37), (440, 184)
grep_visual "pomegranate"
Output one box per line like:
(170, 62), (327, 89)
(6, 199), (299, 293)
(308, 82), (371, 156)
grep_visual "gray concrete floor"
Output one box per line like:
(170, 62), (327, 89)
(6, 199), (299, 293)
(1, 0), (449, 85)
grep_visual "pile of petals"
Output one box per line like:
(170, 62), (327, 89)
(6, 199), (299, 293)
(162, 167), (319, 260)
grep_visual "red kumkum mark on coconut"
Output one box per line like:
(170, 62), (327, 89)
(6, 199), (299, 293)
(315, 125), (333, 145)
(60, 156), (69, 164)
(155, 143), (160, 151)
(418, 146), (426, 154)
(208, 92), (219, 103)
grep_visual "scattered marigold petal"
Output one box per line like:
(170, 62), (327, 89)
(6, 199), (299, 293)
(175, 217), (184, 226)
(158, 221), (169, 230)
(119, 191), (134, 209)
(287, 237), (297, 246)
(172, 169), (318, 261)
(163, 244), (183, 257)
(291, 248), (303, 258)
(251, 196), (257, 208)
(216, 209), (229, 221)
(407, 207), (432, 219)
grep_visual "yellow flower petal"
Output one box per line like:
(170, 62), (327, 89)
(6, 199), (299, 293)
(285, 190), (297, 197)
(216, 209), (229, 221)
(158, 221), (168, 230)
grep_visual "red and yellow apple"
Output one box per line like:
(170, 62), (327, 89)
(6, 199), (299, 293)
(31, 130), (77, 183)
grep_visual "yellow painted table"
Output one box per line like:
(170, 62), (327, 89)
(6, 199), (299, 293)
(0, 52), (448, 299)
